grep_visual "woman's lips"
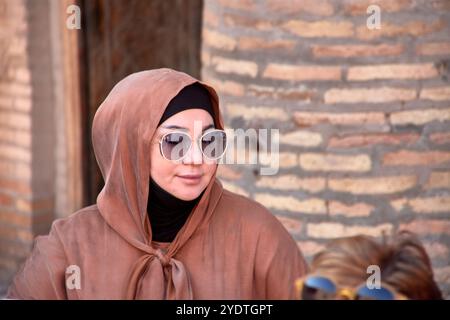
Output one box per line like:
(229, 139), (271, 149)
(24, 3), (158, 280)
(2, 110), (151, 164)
(177, 174), (203, 184)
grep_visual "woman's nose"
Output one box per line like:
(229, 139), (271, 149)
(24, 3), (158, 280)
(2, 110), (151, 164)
(182, 140), (203, 165)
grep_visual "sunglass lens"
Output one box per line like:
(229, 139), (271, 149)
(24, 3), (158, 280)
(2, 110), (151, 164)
(302, 276), (337, 300)
(161, 133), (191, 161)
(356, 286), (395, 300)
(201, 131), (227, 160)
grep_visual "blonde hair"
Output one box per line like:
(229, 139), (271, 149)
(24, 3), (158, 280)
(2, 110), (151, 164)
(309, 231), (442, 300)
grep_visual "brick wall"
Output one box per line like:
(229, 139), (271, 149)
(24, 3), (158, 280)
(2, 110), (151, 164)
(0, 0), (35, 290)
(0, 0), (70, 293)
(202, 0), (450, 297)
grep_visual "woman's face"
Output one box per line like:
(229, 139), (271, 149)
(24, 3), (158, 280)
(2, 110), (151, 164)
(150, 109), (217, 201)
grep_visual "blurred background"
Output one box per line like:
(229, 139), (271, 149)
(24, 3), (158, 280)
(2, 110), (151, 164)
(0, 0), (449, 298)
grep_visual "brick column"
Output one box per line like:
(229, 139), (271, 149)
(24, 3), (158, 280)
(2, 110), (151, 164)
(0, 0), (35, 289)
(202, 0), (450, 297)
(0, 0), (81, 292)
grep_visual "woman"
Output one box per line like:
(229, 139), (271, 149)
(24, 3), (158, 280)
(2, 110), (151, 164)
(7, 68), (307, 299)
(295, 231), (442, 300)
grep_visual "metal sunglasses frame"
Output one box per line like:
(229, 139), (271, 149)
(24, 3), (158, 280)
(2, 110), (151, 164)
(158, 129), (228, 162)
(295, 275), (408, 300)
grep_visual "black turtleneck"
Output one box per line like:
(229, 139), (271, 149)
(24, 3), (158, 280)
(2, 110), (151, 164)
(147, 178), (203, 242)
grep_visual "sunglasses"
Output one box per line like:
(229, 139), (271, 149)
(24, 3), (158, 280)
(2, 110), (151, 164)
(295, 275), (408, 300)
(159, 129), (227, 162)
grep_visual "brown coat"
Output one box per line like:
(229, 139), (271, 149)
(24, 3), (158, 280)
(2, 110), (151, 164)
(7, 69), (307, 299)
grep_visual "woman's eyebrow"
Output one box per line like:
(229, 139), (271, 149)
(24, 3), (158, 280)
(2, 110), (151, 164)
(160, 124), (215, 131)
(202, 124), (215, 131)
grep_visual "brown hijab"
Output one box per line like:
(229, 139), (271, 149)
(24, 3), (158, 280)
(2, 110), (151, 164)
(7, 68), (307, 299)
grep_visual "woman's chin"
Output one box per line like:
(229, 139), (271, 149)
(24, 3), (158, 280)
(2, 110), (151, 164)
(172, 188), (204, 201)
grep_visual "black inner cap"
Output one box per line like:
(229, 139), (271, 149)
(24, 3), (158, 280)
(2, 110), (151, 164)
(158, 82), (215, 126)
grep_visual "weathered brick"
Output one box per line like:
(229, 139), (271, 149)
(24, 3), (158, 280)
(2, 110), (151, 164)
(294, 111), (386, 127)
(0, 178), (31, 195)
(0, 210), (32, 228)
(238, 37), (295, 51)
(0, 96), (13, 110)
(276, 215), (302, 235)
(392, 196), (450, 214)
(247, 85), (316, 101)
(0, 111), (31, 130)
(325, 87), (416, 104)
(282, 20), (354, 38)
(205, 78), (245, 97)
(347, 63), (438, 81)
(0, 224), (35, 243)
(256, 175), (326, 193)
(279, 153), (299, 168)
(203, 29), (236, 51)
(297, 241), (326, 257)
(307, 222), (393, 238)
(416, 42), (450, 56)
(0, 143), (31, 162)
(0, 160), (31, 180)
(423, 242), (449, 260)
(312, 43), (403, 58)
(14, 67), (30, 83)
(400, 220), (450, 236)
(0, 83), (11, 95)
(211, 56), (258, 78)
(226, 103), (289, 121)
(0, 256), (19, 270)
(329, 175), (417, 194)
(14, 97), (31, 112)
(257, 152), (298, 168)
(223, 13), (272, 31)
(280, 130), (323, 147)
(329, 133), (419, 148)
(268, 0), (334, 16)
(390, 198), (408, 211)
(8, 38), (27, 55)
(15, 197), (54, 213)
(0, 193), (14, 207)
(9, 83), (31, 98)
(216, 165), (243, 181)
(221, 181), (249, 197)
(383, 150), (450, 166)
(203, 7), (219, 28)
(0, 240), (32, 259)
(433, 0), (450, 10)
(356, 20), (445, 41)
(420, 87), (450, 101)
(263, 64), (341, 81)
(390, 108), (450, 126)
(435, 267), (450, 287)
(411, 196), (450, 214)
(300, 153), (371, 172)
(0, 128), (31, 148)
(343, 0), (413, 15)
(328, 201), (374, 217)
(218, 0), (255, 11)
(201, 50), (211, 66)
(430, 132), (450, 145)
(254, 193), (326, 214)
(425, 171), (450, 190)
